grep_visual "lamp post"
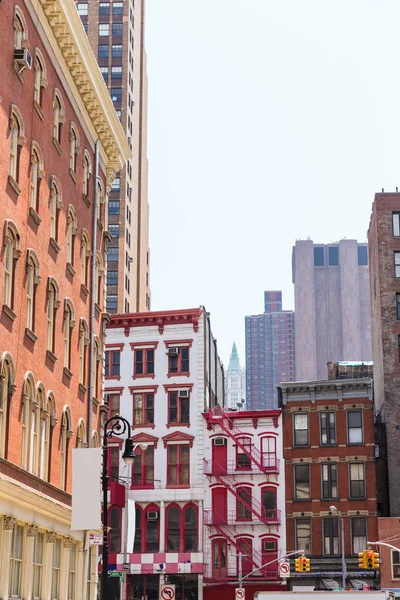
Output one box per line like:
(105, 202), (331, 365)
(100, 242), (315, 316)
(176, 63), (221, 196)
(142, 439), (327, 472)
(330, 505), (347, 589)
(101, 415), (146, 600)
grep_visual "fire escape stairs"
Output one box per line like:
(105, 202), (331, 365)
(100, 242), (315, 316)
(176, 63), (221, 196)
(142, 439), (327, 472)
(211, 467), (269, 523)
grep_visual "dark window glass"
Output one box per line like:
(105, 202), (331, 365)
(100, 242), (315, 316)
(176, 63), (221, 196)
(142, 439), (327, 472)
(322, 463), (337, 499)
(323, 518), (339, 555)
(99, 2), (110, 14)
(108, 224), (119, 238)
(113, 2), (124, 14)
(352, 517), (367, 555)
(108, 201), (120, 215)
(112, 22), (123, 36)
(358, 246), (368, 266)
(112, 44), (123, 57)
(349, 463), (365, 498)
(328, 246), (339, 266)
(133, 508), (142, 552)
(184, 506), (197, 551)
(98, 44), (109, 58)
(396, 294), (400, 320)
(347, 410), (363, 444)
(110, 508), (121, 552)
(181, 347), (189, 372)
(110, 87), (122, 102)
(294, 464), (310, 500)
(107, 247), (118, 262)
(320, 412), (336, 445)
(106, 295), (118, 311)
(237, 487), (252, 520)
(314, 246), (324, 266)
(296, 519), (311, 555)
(167, 507), (180, 551)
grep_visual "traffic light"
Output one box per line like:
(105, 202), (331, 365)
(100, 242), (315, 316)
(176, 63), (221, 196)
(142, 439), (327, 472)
(372, 552), (380, 570)
(295, 557), (302, 572)
(295, 555), (310, 572)
(366, 549), (374, 569)
(358, 551), (366, 569)
(304, 557), (311, 572)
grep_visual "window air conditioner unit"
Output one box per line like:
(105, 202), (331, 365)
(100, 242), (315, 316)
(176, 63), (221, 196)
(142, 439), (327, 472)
(179, 389), (190, 399)
(214, 437), (226, 446)
(167, 347), (179, 356)
(147, 511), (159, 521)
(14, 48), (32, 71)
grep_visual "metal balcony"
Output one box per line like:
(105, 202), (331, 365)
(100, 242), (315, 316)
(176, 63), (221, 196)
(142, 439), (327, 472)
(203, 459), (279, 476)
(204, 508), (281, 526)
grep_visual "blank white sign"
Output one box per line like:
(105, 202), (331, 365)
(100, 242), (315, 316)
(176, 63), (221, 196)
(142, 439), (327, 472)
(71, 448), (102, 531)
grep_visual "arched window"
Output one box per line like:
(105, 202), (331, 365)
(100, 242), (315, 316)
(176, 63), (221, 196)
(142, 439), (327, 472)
(94, 253), (103, 307)
(29, 143), (44, 213)
(109, 508), (122, 553)
(40, 393), (55, 481)
(30, 384), (45, 476)
(261, 486), (278, 521)
(46, 277), (60, 354)
(166, 505), (181, 551)
(237, 537), (253, 576)
(60, 408), (72, 491)
(9, 107), (25, 186)
(236, 436), (252, 469)
(79, 318), (89, 387)
(184, 504), (198, 551)
(67, 206), (77, 267)
(83, 151), (91, 199)
(69, 124), (80, 173)
(236, 486), (252, 520)
(97, 178), (104, 224)
(3, 220), (21, 311)
(14, 7), (27, 49)
(33, 50), (47, 108)
(63, 299), (75, 371)
(53, 91), (65, 144)
(0, 354), (15, 458)
(26, 249), (40, 333)
(93, 337), (101, 400)
(145, 504), (159, 552)
(92, 431), (99, 448)
(49, 177), (62, 243)
(81, 230), (90, 289)
(76, 419), (87, 448)
(21, 374), (35, 470)
(133, 506), (143, 552)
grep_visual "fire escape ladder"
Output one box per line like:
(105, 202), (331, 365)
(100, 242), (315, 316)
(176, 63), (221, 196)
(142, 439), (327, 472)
(211, 522), (263, 574)
(211, 407), (266, 471)
(212, 468), (266, 523)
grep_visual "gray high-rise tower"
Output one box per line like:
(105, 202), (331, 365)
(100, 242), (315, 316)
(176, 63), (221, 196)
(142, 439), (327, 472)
(292, 239), (372, 381)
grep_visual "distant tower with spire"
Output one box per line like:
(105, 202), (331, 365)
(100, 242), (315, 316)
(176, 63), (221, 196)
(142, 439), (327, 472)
(225, 342), (246, 410)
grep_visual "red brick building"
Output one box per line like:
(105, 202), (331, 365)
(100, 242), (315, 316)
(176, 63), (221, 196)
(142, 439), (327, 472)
(0, 0), (129, 599)
(278, 378), (379, 590)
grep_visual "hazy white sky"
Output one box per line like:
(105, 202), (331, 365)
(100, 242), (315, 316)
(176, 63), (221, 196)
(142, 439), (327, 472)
(145, 1), (400, 367)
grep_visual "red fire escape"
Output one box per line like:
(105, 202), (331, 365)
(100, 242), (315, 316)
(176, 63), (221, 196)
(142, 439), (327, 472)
(204, 407), (281, 582)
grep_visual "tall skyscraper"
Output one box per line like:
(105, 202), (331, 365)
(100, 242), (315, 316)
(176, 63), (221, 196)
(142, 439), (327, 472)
(245, 291), (295, 409)
(76, 0), (151, 313)
(293, 239), (372, 381)
(225, 342), (246, 409)
(368, 192), (400, 516)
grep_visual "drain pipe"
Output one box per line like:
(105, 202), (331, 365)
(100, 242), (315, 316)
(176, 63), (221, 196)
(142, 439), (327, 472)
(88, 140), (100, 449)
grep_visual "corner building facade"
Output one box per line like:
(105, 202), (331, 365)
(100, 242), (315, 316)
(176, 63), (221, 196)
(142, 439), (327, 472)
(104, 308), (224, 600)
(0, 1), (129, 599)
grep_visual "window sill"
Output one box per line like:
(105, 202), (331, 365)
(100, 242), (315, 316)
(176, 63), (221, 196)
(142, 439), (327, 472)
(49, 237), (60, 253)
(103, 230), (112, 243)
(95, 303), (102, 316)
(132, 423), (155, 429)
(53, 137), (62, 155)
(81, 283), (90, 296)
(46, 350), (58, 363)
(79, 383), (88, 393)
(63, 367), (73, 379)
(166, 423), (191, 429)
(25, 327), (38, 342)
(130, 485), (155, 490)
(69, 168), (77, 184)
(2, 304), (17, 321)
(105, 375), (121, 381)
(8, 175), (21, 196)
(83, 193), (91, 208)
(293, 498), (311, 502)
(92, 397), (100, 407)
(165, 484), (190, 489)
(66, 262), (76, 277)
(132, 374), (156, 380)
(33, 100), (44, 120)
(167, 372), (190, 378)
(29, 206), (41, 225)
(97, 218), (104, 231)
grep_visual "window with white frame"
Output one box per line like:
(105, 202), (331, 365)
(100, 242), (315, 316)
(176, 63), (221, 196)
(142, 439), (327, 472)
(67, 206), (77, 267)
(53, 93), (64, 143)
(392, 550), (400, 579)
(4, 222), (20, 310)
(26, 251), (40, 333)
(347, 410), (363, 444)
(294, 413), (308, 446)
(349, 462), (365, 498)
(0, 358), (12, 457)
(9, 523), (25, 597)
(32, 531), (44, 600)
(50, 180), (61, 243)
(51, 538), (61, 600)
(47, 279), (59, 354)
(68, 543), (77, 600)
(63, 300), (75, 371)
(79, 319), (89, 386)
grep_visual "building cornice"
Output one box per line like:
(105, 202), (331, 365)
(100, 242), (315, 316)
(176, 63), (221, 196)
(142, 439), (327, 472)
(108, 308), (203, 336)
(278, 377), (374, 405)
(32, 0), (130, 179)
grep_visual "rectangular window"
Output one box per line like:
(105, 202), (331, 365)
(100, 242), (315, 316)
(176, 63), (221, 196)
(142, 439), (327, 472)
(398, 335), (400, 363)
(393, 212), (400, 237)
(108, 446), (119, 481)
(99, 66), (108, 80)
(323, 518), (339, 555)
(293, 413), (308, 446)
(358, 246), (368, 266)
(98, 23), (109, 36)
(105, 350), (120, 377)
(133, 446), (154, 487)
(294, 464), (310, 500)
(112, 66), (122, 79)
(237, 487), (252, 520)
(168, 391), (190, 425)
(328, 246), (339, 266)
(134, 349), (155, 376)
(99, 2), (110, 14)
(98, 44), (109, 58)
(349, 462), (365, 498)
(51, 539), (61, 600)
(322, 463), (337, 499)
(105, 393), (120, 419)
(108, 201), (120, 215)
(77, 2), (88, 15)
(9, 524), (24, 598)
(295, 519), (311, 555)
(396, 294), (400, 321)
(351, 517), (367, 555)
(133, 393), (154, 425)
(106, 295), (118, 312)
(112, 44), (123, 57)
(113, 1), (124, 14)
(108, 224), (119, 238)
(107, 247), (119, 262)
(111, 177), (120, 190)
(112, 22), (123, 36)
(347, 410), (363, 444)
(168, 346), (190, 375)
(107, 270), (118, 286)
(320, 412), (336, 445)
(68, 543), (77, 600)
(167, 445), (190, 485)
(392, 550), (400, 579)
(33, 532), (44, 600)
(314, 246), (324, 266)
(110, 88), (122, 102)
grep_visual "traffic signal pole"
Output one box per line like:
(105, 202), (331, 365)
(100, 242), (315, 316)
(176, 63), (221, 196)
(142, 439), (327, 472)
(340, 514), (347, 590)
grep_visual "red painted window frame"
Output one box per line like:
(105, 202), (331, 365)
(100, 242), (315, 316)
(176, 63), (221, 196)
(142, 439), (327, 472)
(236, 485), (253, 521)
(261, 436), (277, 469)
(106, 392), (120, 420)
(133, 504), (160, 553)
(132, 392), (155, 426)
(166, 444), (190, 487)
(108, 506), (122, 553)
(168, 346), (190, 376)
(235, 437), (253, 471)
(167, 391), (190, 426)
(105, 350), (121, 379)
(261, 485), (277, 519)
(131, 446), (155, 488)
(165, 502), (198, 552)
(134, 348), (155, 377)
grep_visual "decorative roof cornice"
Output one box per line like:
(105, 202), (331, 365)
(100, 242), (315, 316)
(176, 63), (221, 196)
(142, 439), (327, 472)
(277, 377), (373, 406)
(35, 0), (130, 177)
(108, 309), (203, 336)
